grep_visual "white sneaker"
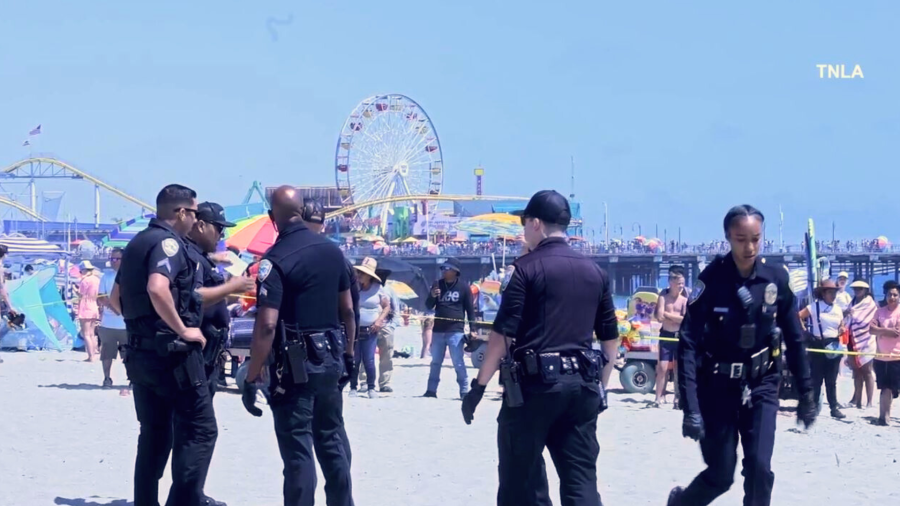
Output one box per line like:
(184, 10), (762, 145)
(349, 389), (358, 397)
(367, 390), (378, 399)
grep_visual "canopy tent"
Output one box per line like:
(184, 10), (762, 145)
(1, 266), (78, 351)
(101, 215), (154, 247)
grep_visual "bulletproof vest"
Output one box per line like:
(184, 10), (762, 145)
(120, 223), (201, 335)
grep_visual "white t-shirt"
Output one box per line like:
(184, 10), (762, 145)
(98, 269), (126, 330)
(805, 300), (842, 338)
(835, 291), (852, 312)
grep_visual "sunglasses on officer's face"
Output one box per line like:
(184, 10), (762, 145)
(176, 207), (198, 218)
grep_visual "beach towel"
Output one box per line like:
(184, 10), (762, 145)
(848, 296), (877, 367)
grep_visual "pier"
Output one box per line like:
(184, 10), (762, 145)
(353, 252), (900, 296)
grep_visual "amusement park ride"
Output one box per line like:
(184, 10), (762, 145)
(0, 93), (572, 237)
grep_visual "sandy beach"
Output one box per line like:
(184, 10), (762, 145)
(2, 325), (899, 505)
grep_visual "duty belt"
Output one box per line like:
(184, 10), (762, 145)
(711, 362), (746, 379)
(128, 335), (157, 352)
(708, 348), (772, 381)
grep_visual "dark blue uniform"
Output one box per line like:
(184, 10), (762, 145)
(117, 219), (216, 506)
(186, 239), (229, 397)
(491, 237), (618, 506)
(256, 221), (353, 506)
(675, 254), (813, 506)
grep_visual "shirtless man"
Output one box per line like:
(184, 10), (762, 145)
(653, 266), (687, 407)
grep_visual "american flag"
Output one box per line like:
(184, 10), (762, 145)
(29, 125), (41, 136)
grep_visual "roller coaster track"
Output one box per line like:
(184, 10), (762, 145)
(1, 157), (156, 212)
(0, 196), (47, 221)
(324, 194), (528, 219)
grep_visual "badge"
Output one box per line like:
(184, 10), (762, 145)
(161, 238), (179, 257)
(689, 281), (705, 305)
(258, 259), (272, 282)
(764, 283), (778, 305)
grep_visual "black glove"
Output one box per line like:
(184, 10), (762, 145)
(338, 353), (355, 391)
(461, 379), (486, 425)
(682, 411), (705, 441)
(242, 381), (263, 417)
(797, 390), (817, 429)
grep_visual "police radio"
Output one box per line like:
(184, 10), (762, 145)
(737, 287), (756, 350)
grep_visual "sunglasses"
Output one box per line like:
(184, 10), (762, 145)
(177, 207), (199, 217)
(519, 215), (533, 226)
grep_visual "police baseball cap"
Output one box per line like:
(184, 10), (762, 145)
(511, 190), (572, 227)
(197, 202), (236, 228)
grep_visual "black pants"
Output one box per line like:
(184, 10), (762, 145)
(681, 372), (780, 506)
(126, 350), (218, 506)
(271, 368), (353, 506)
(206, 363), (221, 399)
(497, 374), (603, 506)
(809, 352), (841, 410)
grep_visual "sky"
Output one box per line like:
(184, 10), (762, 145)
(1, 0), (898, 243)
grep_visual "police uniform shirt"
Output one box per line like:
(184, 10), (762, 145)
(679, 254), (811, 414)
(492, 237), (618, 353)
(116, 219), (197, 336)
(256, 221), (350, 331)
(186, 239), (229, 331)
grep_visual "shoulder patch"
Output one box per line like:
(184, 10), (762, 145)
(764, 282), (778, 305)
(162, 238), (179, 257)
(257, 259), (272, 282)
(689, 280), (705, 305)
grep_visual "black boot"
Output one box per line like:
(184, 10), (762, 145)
(830, 407), (846, 419)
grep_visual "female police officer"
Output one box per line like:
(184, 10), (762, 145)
(668, 205), (818, 506)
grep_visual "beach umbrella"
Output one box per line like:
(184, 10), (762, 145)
(876, 236), (890, 249)
(226, 215), (277, 255)
(0, 235), (64, 255)
(386, 280), (418, 300)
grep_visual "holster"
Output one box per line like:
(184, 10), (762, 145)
(280, 323), (309, 385)
(172, 350), (206, 390)
(201, 326), (228, 366)
(598, 381), (609, 414)
(499, 359), (524, 408)
(577, 348), (606, 383)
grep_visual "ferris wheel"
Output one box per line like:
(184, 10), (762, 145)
(335, 94), (443, 228)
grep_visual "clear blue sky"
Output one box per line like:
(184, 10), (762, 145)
(1, 0), (897, 243)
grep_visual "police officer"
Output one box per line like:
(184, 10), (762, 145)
(668, 205), (817, 506)
(187, 201), (255, 397)
(241, 186), (357, 506)
(110, 184), (217, 506)
(461, 190), (618, 506)
(298, 197), (357, 494)
(183, 202), (256, 506)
